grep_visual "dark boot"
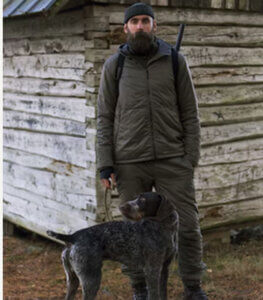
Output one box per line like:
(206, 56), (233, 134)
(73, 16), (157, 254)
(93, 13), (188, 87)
(132, 283), (148, 300)
(183, 285), (208, 300)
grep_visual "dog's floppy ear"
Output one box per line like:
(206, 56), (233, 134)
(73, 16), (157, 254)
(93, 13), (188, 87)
(155, 194), (174, 220)
(158, 194), (167, 203)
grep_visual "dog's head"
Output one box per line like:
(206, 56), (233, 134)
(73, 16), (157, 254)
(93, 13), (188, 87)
(119, 192), (174, 222)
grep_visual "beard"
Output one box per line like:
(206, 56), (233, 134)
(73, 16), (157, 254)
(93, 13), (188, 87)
(127, 29), (156, 56)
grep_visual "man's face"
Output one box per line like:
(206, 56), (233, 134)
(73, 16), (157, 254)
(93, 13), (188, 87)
(124, 15), (157, 55)
(124, 15), (157, 35)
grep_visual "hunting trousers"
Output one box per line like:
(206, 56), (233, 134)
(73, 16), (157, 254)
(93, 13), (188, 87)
(114, 156), (206, 287)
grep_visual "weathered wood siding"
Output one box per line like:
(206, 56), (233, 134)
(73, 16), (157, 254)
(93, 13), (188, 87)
(84, 2), (263, 230)
(3, 0), (263, 237)
(3, 9), (102, 237)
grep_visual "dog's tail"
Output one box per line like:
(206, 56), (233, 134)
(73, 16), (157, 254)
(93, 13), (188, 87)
(47, 230), (74, 243)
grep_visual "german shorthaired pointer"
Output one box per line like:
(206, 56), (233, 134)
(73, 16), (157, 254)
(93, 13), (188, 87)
(47, 192), (179, 300)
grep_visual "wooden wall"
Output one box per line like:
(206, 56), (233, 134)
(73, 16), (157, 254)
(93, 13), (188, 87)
(3, 9), (103, 237)
(84, 3), (263, 230)
(3, 1), (263, 237)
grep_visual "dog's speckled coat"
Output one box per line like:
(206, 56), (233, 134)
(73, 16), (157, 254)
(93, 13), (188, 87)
(47, 192), (178, 300)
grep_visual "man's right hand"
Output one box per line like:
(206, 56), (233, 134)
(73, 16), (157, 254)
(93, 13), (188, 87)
(100, 167), (116, 189)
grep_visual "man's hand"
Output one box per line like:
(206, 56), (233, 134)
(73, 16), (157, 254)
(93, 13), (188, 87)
(100, 167), (116, 189)
(101, 173), (116, 189)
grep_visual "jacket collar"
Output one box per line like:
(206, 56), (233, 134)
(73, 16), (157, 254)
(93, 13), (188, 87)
(119, 38), (172, 63)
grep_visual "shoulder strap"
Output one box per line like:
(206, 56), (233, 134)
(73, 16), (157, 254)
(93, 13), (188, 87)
(115, 53), (125, 99)
(171, 47), (179, 90)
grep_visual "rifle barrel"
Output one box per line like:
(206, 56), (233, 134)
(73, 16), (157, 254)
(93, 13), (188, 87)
(175, 24), (185, 52)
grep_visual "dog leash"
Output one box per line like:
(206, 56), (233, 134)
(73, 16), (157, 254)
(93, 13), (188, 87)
(103, 182), (114, 222)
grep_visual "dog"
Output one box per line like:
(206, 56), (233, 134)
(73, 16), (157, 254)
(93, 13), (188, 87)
(47, 192), (179, 300)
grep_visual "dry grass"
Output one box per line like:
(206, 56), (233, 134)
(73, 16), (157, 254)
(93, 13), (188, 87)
(3, 230), (263, 299)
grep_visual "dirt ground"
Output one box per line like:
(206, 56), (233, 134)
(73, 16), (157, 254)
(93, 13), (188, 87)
(3, 228), (263, 300)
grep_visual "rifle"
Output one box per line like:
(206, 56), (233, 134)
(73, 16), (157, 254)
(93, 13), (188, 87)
(175, 24), (185, 52)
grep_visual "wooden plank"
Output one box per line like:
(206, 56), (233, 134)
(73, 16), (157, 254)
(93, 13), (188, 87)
(3, 129), (91, 167)
(3, 93), (95, 122)
(199, 198), (263, 230)
(199, 102), (263, 126)
(157, 25), (263, 47)
(3, 161), (96, 203)
(85, 17), (110, 31)
(200, 138), (263, 165)
(55, 173), (96, 196)
(3, 147), (97, 179)
(3, 188), (88, 219)
(100, 5), (263, 26)
(85, 48), (114, 63)
(182, 46), (263, 67)
(201, 120), (263, 145)
(3, 161), (55, 199)
(3, 193), (93, 234)
(196, 159), (263, 190)
(91, 45), (263, 67)
(192, 66), (263, 86)
(3, 36), (92, 57)
(4, 183), (96, 215)
(4, 56), (88, 81)
(3, 77), (88, 97)
(12, 53), (90, 69)
(3, 209), (97, 239)
(110, 24), (263, 47)
(196, 178), (263, 206)
(4, 147), (54, 168)
(196, 84), (263, 106)
(86, 130), (96, 150)
(3, 110), (86, 136)
(3, 10), (84, 39)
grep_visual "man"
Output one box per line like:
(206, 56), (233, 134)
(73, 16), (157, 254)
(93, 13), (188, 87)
(97, 3), (207, 299)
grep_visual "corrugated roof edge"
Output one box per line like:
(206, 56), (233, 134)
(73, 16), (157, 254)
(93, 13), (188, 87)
(3, 0), (72, 18)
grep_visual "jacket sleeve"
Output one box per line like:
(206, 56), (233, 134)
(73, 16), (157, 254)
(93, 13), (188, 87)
(96, 57), (118, 170)
(177, 53), (201, 167)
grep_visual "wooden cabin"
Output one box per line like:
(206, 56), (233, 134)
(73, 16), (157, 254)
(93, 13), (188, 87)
(3, 0), (263, 240)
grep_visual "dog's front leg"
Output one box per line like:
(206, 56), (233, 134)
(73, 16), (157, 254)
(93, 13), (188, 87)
(144, 261), (162, 300)
(160, 255), (174, 300)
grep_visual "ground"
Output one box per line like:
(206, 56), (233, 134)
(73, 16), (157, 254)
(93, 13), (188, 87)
(3, 228), (263, 300)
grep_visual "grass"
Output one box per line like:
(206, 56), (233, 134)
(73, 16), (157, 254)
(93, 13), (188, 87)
(3, 230), (263, 299)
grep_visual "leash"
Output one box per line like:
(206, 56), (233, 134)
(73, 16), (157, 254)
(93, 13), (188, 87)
(103, 182), (115, 222)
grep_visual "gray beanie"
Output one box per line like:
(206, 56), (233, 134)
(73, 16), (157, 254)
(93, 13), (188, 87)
(124, 2), (154, 24)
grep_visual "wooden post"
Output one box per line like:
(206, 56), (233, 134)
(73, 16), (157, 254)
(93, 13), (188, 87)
(3, 220), (15, 236)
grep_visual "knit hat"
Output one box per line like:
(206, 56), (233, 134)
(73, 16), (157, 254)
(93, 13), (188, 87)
(124, 2), (154, 24)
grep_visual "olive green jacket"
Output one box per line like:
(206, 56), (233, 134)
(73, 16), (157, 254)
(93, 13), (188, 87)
(97, 39), (200, 170)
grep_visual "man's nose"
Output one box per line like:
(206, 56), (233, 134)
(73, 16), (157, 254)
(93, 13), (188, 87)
(136, 21), (144, 30)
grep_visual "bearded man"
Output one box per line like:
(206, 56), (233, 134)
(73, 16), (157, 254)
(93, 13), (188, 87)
(97, 3), (207, 300)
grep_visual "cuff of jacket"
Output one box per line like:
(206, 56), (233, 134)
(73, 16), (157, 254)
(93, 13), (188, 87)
(97, 145), (114, 170)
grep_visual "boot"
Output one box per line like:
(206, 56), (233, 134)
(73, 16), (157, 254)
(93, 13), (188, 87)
(132, 283), (148, 300)
(183, 285), (208, 300)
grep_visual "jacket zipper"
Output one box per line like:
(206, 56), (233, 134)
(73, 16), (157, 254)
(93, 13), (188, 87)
(146, 69), (156, 159)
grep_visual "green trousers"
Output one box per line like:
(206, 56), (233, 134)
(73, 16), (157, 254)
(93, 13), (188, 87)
(114, 156), (206, 287)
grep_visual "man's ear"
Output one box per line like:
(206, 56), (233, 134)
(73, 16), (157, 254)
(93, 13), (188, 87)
(124, 23), (128, 34)
(153, 20), (157, 33)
